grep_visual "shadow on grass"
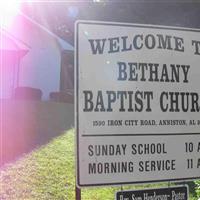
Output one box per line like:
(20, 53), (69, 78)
(1, 99), (74, 167)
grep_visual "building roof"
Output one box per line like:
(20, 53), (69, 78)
(0, 28), (30, 51)
(19, 12), (74, 51)
(1, 11), (74, 51)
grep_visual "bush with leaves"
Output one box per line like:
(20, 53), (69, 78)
(196, 180), (200, 198)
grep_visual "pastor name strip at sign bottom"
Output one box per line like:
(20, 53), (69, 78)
(75, 21), (200, 187)
(116, 186), (188, 200)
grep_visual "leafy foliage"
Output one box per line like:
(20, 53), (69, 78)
(195, 180), (200, 198)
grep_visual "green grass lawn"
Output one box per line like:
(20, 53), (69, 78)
(0, 129), (199, 199)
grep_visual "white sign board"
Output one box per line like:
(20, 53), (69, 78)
(75, 21), (200, 187)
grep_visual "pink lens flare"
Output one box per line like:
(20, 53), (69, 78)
(0, 0), (21, 28)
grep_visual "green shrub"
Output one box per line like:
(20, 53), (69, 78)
(196, 180), (200, 198)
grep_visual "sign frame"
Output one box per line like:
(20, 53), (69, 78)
(75, 20), (200, 187)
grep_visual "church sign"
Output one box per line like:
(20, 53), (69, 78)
(75, 21), (200, 187)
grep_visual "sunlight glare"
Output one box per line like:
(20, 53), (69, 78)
(0, 0), (20, 27)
